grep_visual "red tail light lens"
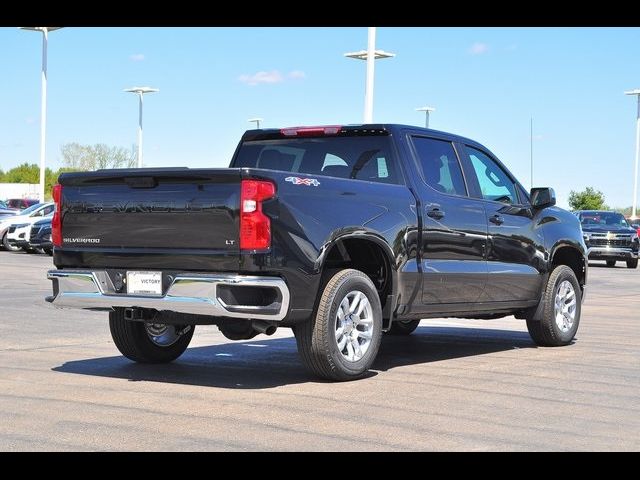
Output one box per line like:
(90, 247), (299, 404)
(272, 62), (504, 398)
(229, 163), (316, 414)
(51, 184), (63, 247)
(280, 125), (342, 137)
(240, 180), (276, 250)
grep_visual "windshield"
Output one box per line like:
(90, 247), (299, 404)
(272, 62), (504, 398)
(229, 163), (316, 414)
(579, 212), (629, 228)
(234, 136), (399, 185)
(20, 203), (44, 216)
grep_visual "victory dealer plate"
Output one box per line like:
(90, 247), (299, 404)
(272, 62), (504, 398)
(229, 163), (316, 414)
(127, 271), (162, 295)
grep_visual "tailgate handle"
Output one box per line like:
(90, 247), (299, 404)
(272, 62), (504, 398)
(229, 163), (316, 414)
(125, 177), (157, 188)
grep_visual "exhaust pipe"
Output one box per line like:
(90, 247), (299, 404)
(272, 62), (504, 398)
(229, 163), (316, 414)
(251, 320), (277, 336)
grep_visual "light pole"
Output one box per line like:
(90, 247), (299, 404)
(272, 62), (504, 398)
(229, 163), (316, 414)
(345, 27), (395, 124)
(20, 27), (62, 202)
(625, 89), (640, 220)
(530, 117), (534, 190)
(124, 86), (159, 168)
(248, 117), (263, 129)
(416, 106), (435, 128)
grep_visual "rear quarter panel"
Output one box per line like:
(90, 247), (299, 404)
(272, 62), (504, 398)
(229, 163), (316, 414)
(242, 168), (418, 320)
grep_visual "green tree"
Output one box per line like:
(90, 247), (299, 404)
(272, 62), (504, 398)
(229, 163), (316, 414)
(1, 163), (39, 183)
(61, 143), (136, 171)
(0, 164), (82, 201)
(568, 187), (607, 211)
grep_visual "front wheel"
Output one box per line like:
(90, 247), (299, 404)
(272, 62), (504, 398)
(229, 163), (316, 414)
(526, 265), (581, 347)
(627, 259), (638, 269)
(2, 233), (20, 252)
(294, 269), (382, 381)
(109, 308), (195, 363)
(606, 260), (616, 267)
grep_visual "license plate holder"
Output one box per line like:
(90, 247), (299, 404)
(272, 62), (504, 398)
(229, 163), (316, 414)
(126, 271), (162, 296)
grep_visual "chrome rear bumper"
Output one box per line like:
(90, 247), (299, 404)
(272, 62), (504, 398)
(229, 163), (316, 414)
(47, 270), (290, 321)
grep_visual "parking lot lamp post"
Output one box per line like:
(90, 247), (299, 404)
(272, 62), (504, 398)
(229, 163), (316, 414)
(416, 106), (435, 128)
(345, 27), (395, 124)
(19, 27), (62, 202)
(124, 87), (159, 168)
(625, 89), (640, 220)
(248, 118), (263, 129)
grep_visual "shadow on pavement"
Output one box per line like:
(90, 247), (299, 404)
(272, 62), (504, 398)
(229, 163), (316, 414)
(53, 326), (534, 389)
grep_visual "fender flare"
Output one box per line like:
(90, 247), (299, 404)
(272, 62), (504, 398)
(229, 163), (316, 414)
(315, 229), (398, 324)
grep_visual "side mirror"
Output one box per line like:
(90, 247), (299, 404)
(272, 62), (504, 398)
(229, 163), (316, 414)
(530, 187), (556, 209)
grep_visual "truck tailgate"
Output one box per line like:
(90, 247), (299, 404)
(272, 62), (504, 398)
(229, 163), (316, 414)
(57, 169), (241, 267)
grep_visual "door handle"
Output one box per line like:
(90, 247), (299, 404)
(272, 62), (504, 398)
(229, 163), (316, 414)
(427, 208), (445, 220)
(489, 214), (504, 225)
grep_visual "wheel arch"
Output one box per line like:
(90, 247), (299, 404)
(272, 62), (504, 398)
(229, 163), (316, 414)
(317, 231), (397, 329)
(550, 243), (587, 291)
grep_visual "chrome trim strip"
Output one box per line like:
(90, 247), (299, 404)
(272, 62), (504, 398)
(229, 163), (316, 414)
(587, 247), (638, 258)
(47, 270), (290, 321)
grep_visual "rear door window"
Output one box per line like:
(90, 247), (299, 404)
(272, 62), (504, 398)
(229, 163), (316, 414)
(411, 136), (467, 196)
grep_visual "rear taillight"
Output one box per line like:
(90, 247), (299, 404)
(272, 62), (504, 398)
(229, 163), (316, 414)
(51, 184), (62, 247)
(240, 179), (275, 250)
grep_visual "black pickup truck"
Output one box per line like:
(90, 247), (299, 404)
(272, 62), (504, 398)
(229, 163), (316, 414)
(47, 124), (587, 381)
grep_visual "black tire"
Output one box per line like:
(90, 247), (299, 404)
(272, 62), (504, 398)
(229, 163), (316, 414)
(44, 248), (53, 256)
(606, 260), (616, 267)
(389, 319), (420, 335)
(109, 308), (194, 363)
(294, 269), (382, 381)
(2, 233), (20, 252)
(627, 259), (638, 269)
(526, 265), (581, 347)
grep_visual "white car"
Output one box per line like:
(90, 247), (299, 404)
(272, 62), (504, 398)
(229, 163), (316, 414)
(7, 216), (52, 252)
(0, 203), (54, 251)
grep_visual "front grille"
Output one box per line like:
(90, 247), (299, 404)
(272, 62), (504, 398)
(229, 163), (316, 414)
(589, 238), (631, 247)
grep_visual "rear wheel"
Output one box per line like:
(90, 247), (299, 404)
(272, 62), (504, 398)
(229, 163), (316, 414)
(294, 269), (382, 381)
(627, 259), (638, 269)
(526, 265), (581, 347)
(606, 260), (616, 267)
(109, 308), (194, 363)
(389, 319), (420, 335)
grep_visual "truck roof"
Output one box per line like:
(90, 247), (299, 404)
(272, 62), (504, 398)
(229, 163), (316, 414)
(241, 123), (488, 151)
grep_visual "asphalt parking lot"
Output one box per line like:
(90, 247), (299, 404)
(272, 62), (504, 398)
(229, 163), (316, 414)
(0, 251), (638, 451)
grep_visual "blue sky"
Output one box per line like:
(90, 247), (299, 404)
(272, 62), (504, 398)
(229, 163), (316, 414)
(1, 27), (639, 209)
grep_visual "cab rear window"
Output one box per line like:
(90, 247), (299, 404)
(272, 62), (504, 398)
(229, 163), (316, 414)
(234, 136), (400, 185)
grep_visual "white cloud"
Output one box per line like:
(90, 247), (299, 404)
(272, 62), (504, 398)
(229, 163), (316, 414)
(288, 70), (306, 80)
(469, 42), (489, 55)
(238, 70), (284, 86)
(129, 53), (145, 62)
